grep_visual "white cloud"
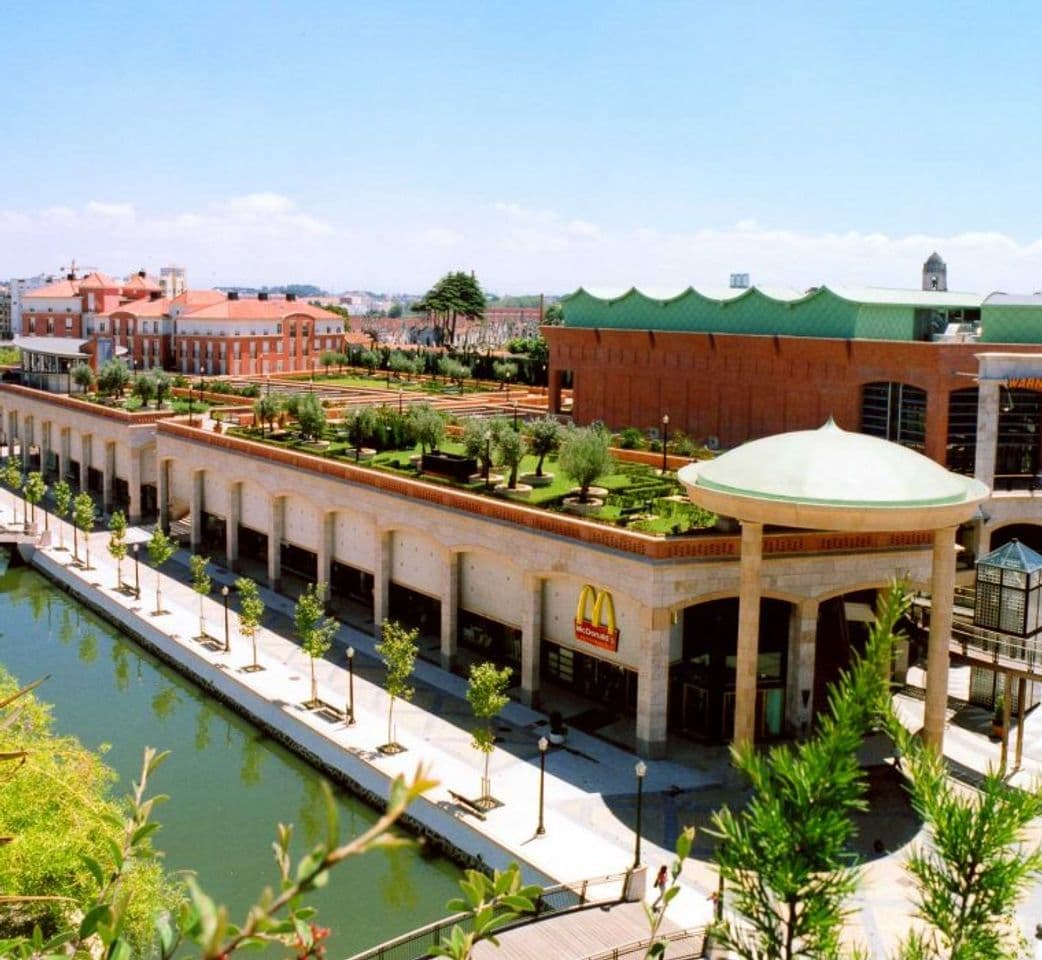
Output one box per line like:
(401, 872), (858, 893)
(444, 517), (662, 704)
(7, 194), (1042, 296)
(86, 200), (136, 219)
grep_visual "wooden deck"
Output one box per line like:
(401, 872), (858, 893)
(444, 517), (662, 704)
(470, 901), (699, 960)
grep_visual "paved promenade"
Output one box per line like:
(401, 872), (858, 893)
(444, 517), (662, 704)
(19, 505), (1042, 958)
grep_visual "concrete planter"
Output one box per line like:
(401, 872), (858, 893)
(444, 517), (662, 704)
(563, 496), (603, 516)
(494, 483), (532, 500)
(520, 472), (554, 488)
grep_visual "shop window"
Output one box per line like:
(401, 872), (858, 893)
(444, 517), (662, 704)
(946, 387), (978, 475)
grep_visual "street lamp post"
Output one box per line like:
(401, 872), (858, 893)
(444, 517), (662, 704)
(222, 584), (230, 652)
(661, 414), (670, 474)
(188, 385), (194, 427)
(398, 388), (403, 415)
(633, 760), (647, 869)
(132, 543), (140, 599)
(513, 401), (518, 430)
(536, 736), (548, 836)
(346, 646), (355, 725)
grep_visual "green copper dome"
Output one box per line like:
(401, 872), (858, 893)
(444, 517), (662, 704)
(686, 419), (984, 509)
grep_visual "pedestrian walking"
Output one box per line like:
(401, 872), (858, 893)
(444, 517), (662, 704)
(652, 864), (668, 910)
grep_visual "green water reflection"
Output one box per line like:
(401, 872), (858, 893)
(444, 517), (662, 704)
(0, 563), (462, 957)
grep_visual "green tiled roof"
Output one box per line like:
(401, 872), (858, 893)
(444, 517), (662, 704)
(559, 285), (980, 341)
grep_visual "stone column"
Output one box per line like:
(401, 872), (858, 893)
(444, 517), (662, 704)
(41, 421), (52, 479)
(127, 447), (142, 523)
(267, 495), (283, 591)
(21, 416), (32, 471)
(520, 574), (543, 706)
(372, 528), (391, 638)
(975, 380), (999, 487)
(734, 520), (764, 748)
(226, 481), (241, 571)
(59, 428), (70, 485)
(924, 525), (958, 752)
(102, 441), (115, 513)
(440, 550), (459, 671)
(785, 599), (819, 735)
(189, 470), (205, 553)
(158, 458), (170, 533)
(317, 511), (333, 589)
(636, 606), (671, 759)
(925, 389), (949, 466)
(79, 434), (91, 493)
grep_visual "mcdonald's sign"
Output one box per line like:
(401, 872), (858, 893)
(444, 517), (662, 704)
(574, 584), (620, 652)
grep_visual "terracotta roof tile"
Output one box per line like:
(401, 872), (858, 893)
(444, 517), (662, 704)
(78, 271), (119, 289)
(24, 279), (80, 298)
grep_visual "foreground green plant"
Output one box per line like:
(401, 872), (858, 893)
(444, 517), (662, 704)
(889, 713), (1042, 960)
(709, 585), (909, 960)
(430, 862), (541, 960)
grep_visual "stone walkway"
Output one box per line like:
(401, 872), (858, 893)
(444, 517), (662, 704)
(21, 504), (1042, 958)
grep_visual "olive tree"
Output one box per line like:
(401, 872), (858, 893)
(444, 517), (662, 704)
(492, 360), (517, 390)
(146, 526), (176, 615)
(558, 424), (613, 502)
(375, 619), (418, 750)
(189, 553), (212, 640)
(253, 393), (281, 436)
(294, 392), (326, 441)
(462, 417), (495, 486)
(494, 422), (525, 489)
(107, 509), (128, 590)
(410, 403), (446, 456)
(153, 370), (171, 409)
(345, 405), (377, 461)
(295, 582), (338, 707)
(523, 417), (561, 478)
(466, 662), (512, 806)
(73, 491), (95, 569)
(97, 358), (131, 398)
(132, 374), (156, 408)
(71, 362), (95, 393)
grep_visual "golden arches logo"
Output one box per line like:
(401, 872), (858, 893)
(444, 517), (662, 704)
(574, 584), (620, 651)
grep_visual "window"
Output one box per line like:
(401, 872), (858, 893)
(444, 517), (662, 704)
(861, 382), (926, 451)
(47, 318), (54, 334)
(277, 323), (282, 335)
(65, 318), (72, 331)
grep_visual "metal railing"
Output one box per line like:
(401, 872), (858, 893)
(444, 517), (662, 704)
(579, 926), (707, 960)
(950, 620), (1042, 673)
(345, 872), (633, 960)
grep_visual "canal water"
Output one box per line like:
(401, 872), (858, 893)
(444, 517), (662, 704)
(0, 561), (462, 958)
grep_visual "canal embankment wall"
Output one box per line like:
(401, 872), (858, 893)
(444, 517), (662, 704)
(23, 544), (553, 886)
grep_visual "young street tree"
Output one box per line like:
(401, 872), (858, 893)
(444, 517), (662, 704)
(146, 526), (176, 615)
(558, 424), (613, 502)
(295, 582), (338, 707)
(236, 576), (266, 671)
(375, 619), (418, 750)
(107, 509), (128, 590)
(709, 585), (908, 960)
(22, 470), (46, 526)
(3, 456), (22, 524)
(189, 553), (212, 640)
(52, 478), (72, 550)
(466, 662), (512, 806)
(73, 491), (96, 569)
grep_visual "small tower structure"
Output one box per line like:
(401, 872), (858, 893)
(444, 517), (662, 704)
(922, 251), (947, 291)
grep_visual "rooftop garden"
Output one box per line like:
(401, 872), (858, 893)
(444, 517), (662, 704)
(67, 361), (211, 415)
(227, 397), (718, 536)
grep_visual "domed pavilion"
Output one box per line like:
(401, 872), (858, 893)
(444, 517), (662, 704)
(679, 419), (989, 752)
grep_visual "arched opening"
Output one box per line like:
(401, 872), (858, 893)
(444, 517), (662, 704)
(669, 597), (793, 743)
(946, 386), (978, 475)
(815, 589), (889, 712)
(989, 523), (1042, 556)
(860, 381), (927, 452)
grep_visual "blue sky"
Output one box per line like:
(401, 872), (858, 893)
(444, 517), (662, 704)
(5, 0), (1042, 293)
